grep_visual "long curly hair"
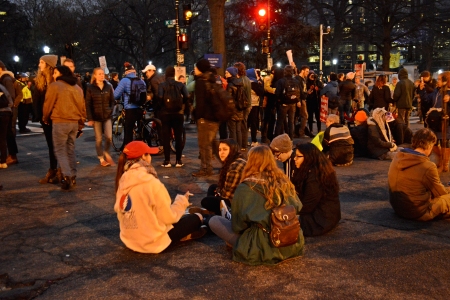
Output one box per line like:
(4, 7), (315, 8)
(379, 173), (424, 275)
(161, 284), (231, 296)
(241, 145), (297, 210)
(291, 143), (339, 196)
(218, 139), (242, 189)
(35, 61), (54, 91)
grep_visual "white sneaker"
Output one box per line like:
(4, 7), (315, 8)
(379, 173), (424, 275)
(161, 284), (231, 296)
(251, 142), (259, 147)
(220, 200), (231, 220)
(0, 163), (7, 169)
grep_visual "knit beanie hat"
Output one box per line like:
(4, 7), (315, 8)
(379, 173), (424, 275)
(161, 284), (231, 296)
(165, 66), (175, 78)
(226, 67), (238, 77)
(270, 133), (293, 153)
(196, 58), (210, 73)
(354, 111), (368, 123)
(0, 60), (5, 69)
(346, 72), (355, 80)
(123, 141), (159, 159)
(40, 55), (58, 68)
(124, 62), (135, 73)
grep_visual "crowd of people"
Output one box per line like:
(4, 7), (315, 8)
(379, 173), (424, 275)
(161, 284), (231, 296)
(1, 56), (449, 265)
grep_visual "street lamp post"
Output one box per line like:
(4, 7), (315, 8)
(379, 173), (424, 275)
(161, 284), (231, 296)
(43, 46), (50, 54)
(319, 24), (331, 81)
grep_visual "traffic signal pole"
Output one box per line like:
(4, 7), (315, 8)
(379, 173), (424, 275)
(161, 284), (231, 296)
(267, 0), (271, 70)
(175, 0), (180, 66)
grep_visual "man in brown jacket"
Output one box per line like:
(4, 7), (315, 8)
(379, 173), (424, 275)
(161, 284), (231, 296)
(388, 128), (450, 221)
(43, 65), (86, 190)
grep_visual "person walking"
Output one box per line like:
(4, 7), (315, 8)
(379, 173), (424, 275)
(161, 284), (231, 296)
(85, 67), (115, 167)
(393, 68), (415, 127)
(42, 66), (86, 190)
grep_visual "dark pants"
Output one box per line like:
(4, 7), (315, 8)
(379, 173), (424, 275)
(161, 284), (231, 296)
(18, 103), (31, 131)
(6, 107), (18, 156)
(307, 100), (321, 133)
(261, 106), (276, 142)
(197, 118), (219, 173)
(200, 184), (232, 215)
(124, 108), (142, 146)
(240, 106), (251, 148)
(160, 113), (184, 162)
(167, 214), (202, 244)
(275, 103), (296, 139)
(248, 106), (260, 143)
(219, 121), (228, 140)
(42, 122), (58, 169)
(0, 112), (11, 163)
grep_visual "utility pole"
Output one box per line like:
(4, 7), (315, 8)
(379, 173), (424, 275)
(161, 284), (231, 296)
(175, 0), (180, 66)
(319, 24), (331, 82)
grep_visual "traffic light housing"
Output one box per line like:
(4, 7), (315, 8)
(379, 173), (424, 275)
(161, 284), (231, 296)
(183, 4), (192, 25)
(256, 6), (268, 31)
(261, 39), (272, 54)
(179, 33), (188, 49)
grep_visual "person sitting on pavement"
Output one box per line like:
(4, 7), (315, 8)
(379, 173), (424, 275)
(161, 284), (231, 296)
(193, 139), (246, 217)
(208, 145), (305, 265)
(350, 110), (370, 158)
(367, 108), (398, 160)
(269, 133), (295, 179)
(291, 143), (341, 236)
(388, 115), (413, 146)
(322, 114), (354, 166)
(114, 141), (207, 254)
(388, 128), (450, 221)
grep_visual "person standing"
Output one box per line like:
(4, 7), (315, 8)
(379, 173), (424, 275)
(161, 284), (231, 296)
(109, 72), (119, 90)
(192, 59), (219, 177)
(354, 75), (370, 109)
(306, 71), (323, 135)
(32, 55), (60, 184)
(416, 71), (436, 126)
(368, 75), (392, 111)
(294, 65), (310, 137)
(338, 72), (356, 125)
(225, 67), (244, 147)
(0, 60), (22, 165)
(157, 66), (189, 168)
(235, 62), (251, 151)
(17, 73), (32, 133)
(0, 84), (13, 169)
(43, 66), (86, 190)
(85, 67), (115, 167)
(393, 68), (415, 127)
(114, 62), (145, 147)
(246, 68), (265, 146)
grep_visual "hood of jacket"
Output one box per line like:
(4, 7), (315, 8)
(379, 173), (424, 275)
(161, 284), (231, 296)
(230, 76), (244, 87)
(327, 81), (338, 88)
(398, 68), (409, 80)
(0, 70), (15, 79)
(246, 68), (257, 82)
(57, 75), (78, 86)
(393, 148), (429, 170)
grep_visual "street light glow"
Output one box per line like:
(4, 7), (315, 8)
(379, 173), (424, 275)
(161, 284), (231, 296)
(244, 45), (249, 51)
(13, 55), (19, 62)
(43, 46), (50, 53)
(148, 61), (152, 65)
(438, 69), (443, 74)
(276, 62), (281, 68)
(332, 59), (338, 65)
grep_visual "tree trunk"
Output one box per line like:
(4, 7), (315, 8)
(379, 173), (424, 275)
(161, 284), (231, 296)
(207, 0), (226, 75)
(381, 41), (391, 71)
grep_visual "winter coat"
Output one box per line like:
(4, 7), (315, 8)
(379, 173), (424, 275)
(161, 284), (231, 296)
(393, 68), (415, 109)
(294, 170), (341, 237)
(43, 75), (86, 126)
(227, 77), (244, 121)
(0, 71), (22, 107)
(0, 84), (13, 112)
(157, 77), (189, 115)
(85, 81), (115, 122)
(322, 123), (354, 165)
(115, 162), (189, 253)
(388, 148), (448, 219)
(231, 181), (304, 265)
(195, 72), (219, 122)
(306, 78), (323, 106)
(367, 110), (395, 159)
(368, 85), (391, 110)
(113, 73), (142, 110)
(275, 76), (301, 105)
(338, 79), (356, 101)
(320, 80), (339, 98)
(350, 122), (369, 157)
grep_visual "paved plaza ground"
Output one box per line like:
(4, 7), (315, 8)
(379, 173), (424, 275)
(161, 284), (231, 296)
(0, 117), (449, 299)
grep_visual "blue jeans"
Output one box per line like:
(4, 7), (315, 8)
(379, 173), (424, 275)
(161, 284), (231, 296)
(240, 106), (251, 148)
(52, 122), (78, 177)
(275, 103), (296, 139)
(197, 118), (219, 172)
(93, 119), (112, 159)
(209, 216), (239, 246)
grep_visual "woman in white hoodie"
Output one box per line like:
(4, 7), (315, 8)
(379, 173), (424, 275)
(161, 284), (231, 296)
(114, 141), (206, 253)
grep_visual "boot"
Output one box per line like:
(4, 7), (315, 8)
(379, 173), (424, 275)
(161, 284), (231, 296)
(432, 145), (441, 169)
(442, 148), (450, 172)
(39, 169), (57, 184)
(53, 168), (62, 184)
(61, 176), (72, 190)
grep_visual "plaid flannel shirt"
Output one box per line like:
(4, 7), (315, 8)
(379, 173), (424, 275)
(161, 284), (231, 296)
(217, 158), (246, 201)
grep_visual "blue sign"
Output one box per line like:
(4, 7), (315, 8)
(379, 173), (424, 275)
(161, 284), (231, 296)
(204, 54), (222, 68)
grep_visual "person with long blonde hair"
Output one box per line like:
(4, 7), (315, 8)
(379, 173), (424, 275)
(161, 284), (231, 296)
(209, 145), (304, 265)
(32, 55), (61, 184)
(85, 67), (115, 166)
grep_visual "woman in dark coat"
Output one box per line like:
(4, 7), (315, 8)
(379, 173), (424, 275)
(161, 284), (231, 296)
(368, 75), (392, 111)
(85, 67), (115, 166)
(291, 143), (341, 236)
(306, 72), (323, 134)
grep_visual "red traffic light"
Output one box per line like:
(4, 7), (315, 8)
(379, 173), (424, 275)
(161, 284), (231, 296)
(258, 8), (266, 17)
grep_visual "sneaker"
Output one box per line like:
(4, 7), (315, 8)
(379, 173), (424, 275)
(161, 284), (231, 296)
(161, 161), (172, 167)
(251, 142), (259, 147)
(192, 169), (213, 177)
(0, 163), (7, 169)
(175, 160), (184, 167)
(5, 156), (18, 165)
(104, 153), (116, 166)
(100, 160), (110, 167)
(180, 226), (207, 242)
(220, 200), (231, 220)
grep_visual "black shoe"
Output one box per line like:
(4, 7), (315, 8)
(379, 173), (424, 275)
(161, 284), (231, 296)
(19, 128), (31, 133)
(61, 176), (72, 190)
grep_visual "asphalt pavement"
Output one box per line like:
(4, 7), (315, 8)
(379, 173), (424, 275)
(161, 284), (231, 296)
(0, 117), (449, 299)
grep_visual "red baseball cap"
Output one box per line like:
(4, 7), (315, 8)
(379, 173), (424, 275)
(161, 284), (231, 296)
(123, 141), (159, 159)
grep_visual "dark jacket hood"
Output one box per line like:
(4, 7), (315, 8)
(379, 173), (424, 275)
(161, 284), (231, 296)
(394, 148), (428, 170)
(57, 75), (78, 86)
(398, 68), (409, 80)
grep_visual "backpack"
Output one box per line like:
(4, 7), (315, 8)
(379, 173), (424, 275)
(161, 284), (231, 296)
(205, 81), (235, 122)
(284, 77), (301, 104)
(161, 81), (183, 113)
(425, 109), (443, 132)
(127, 77), (147, 106)
(232, 83), (249, 111)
